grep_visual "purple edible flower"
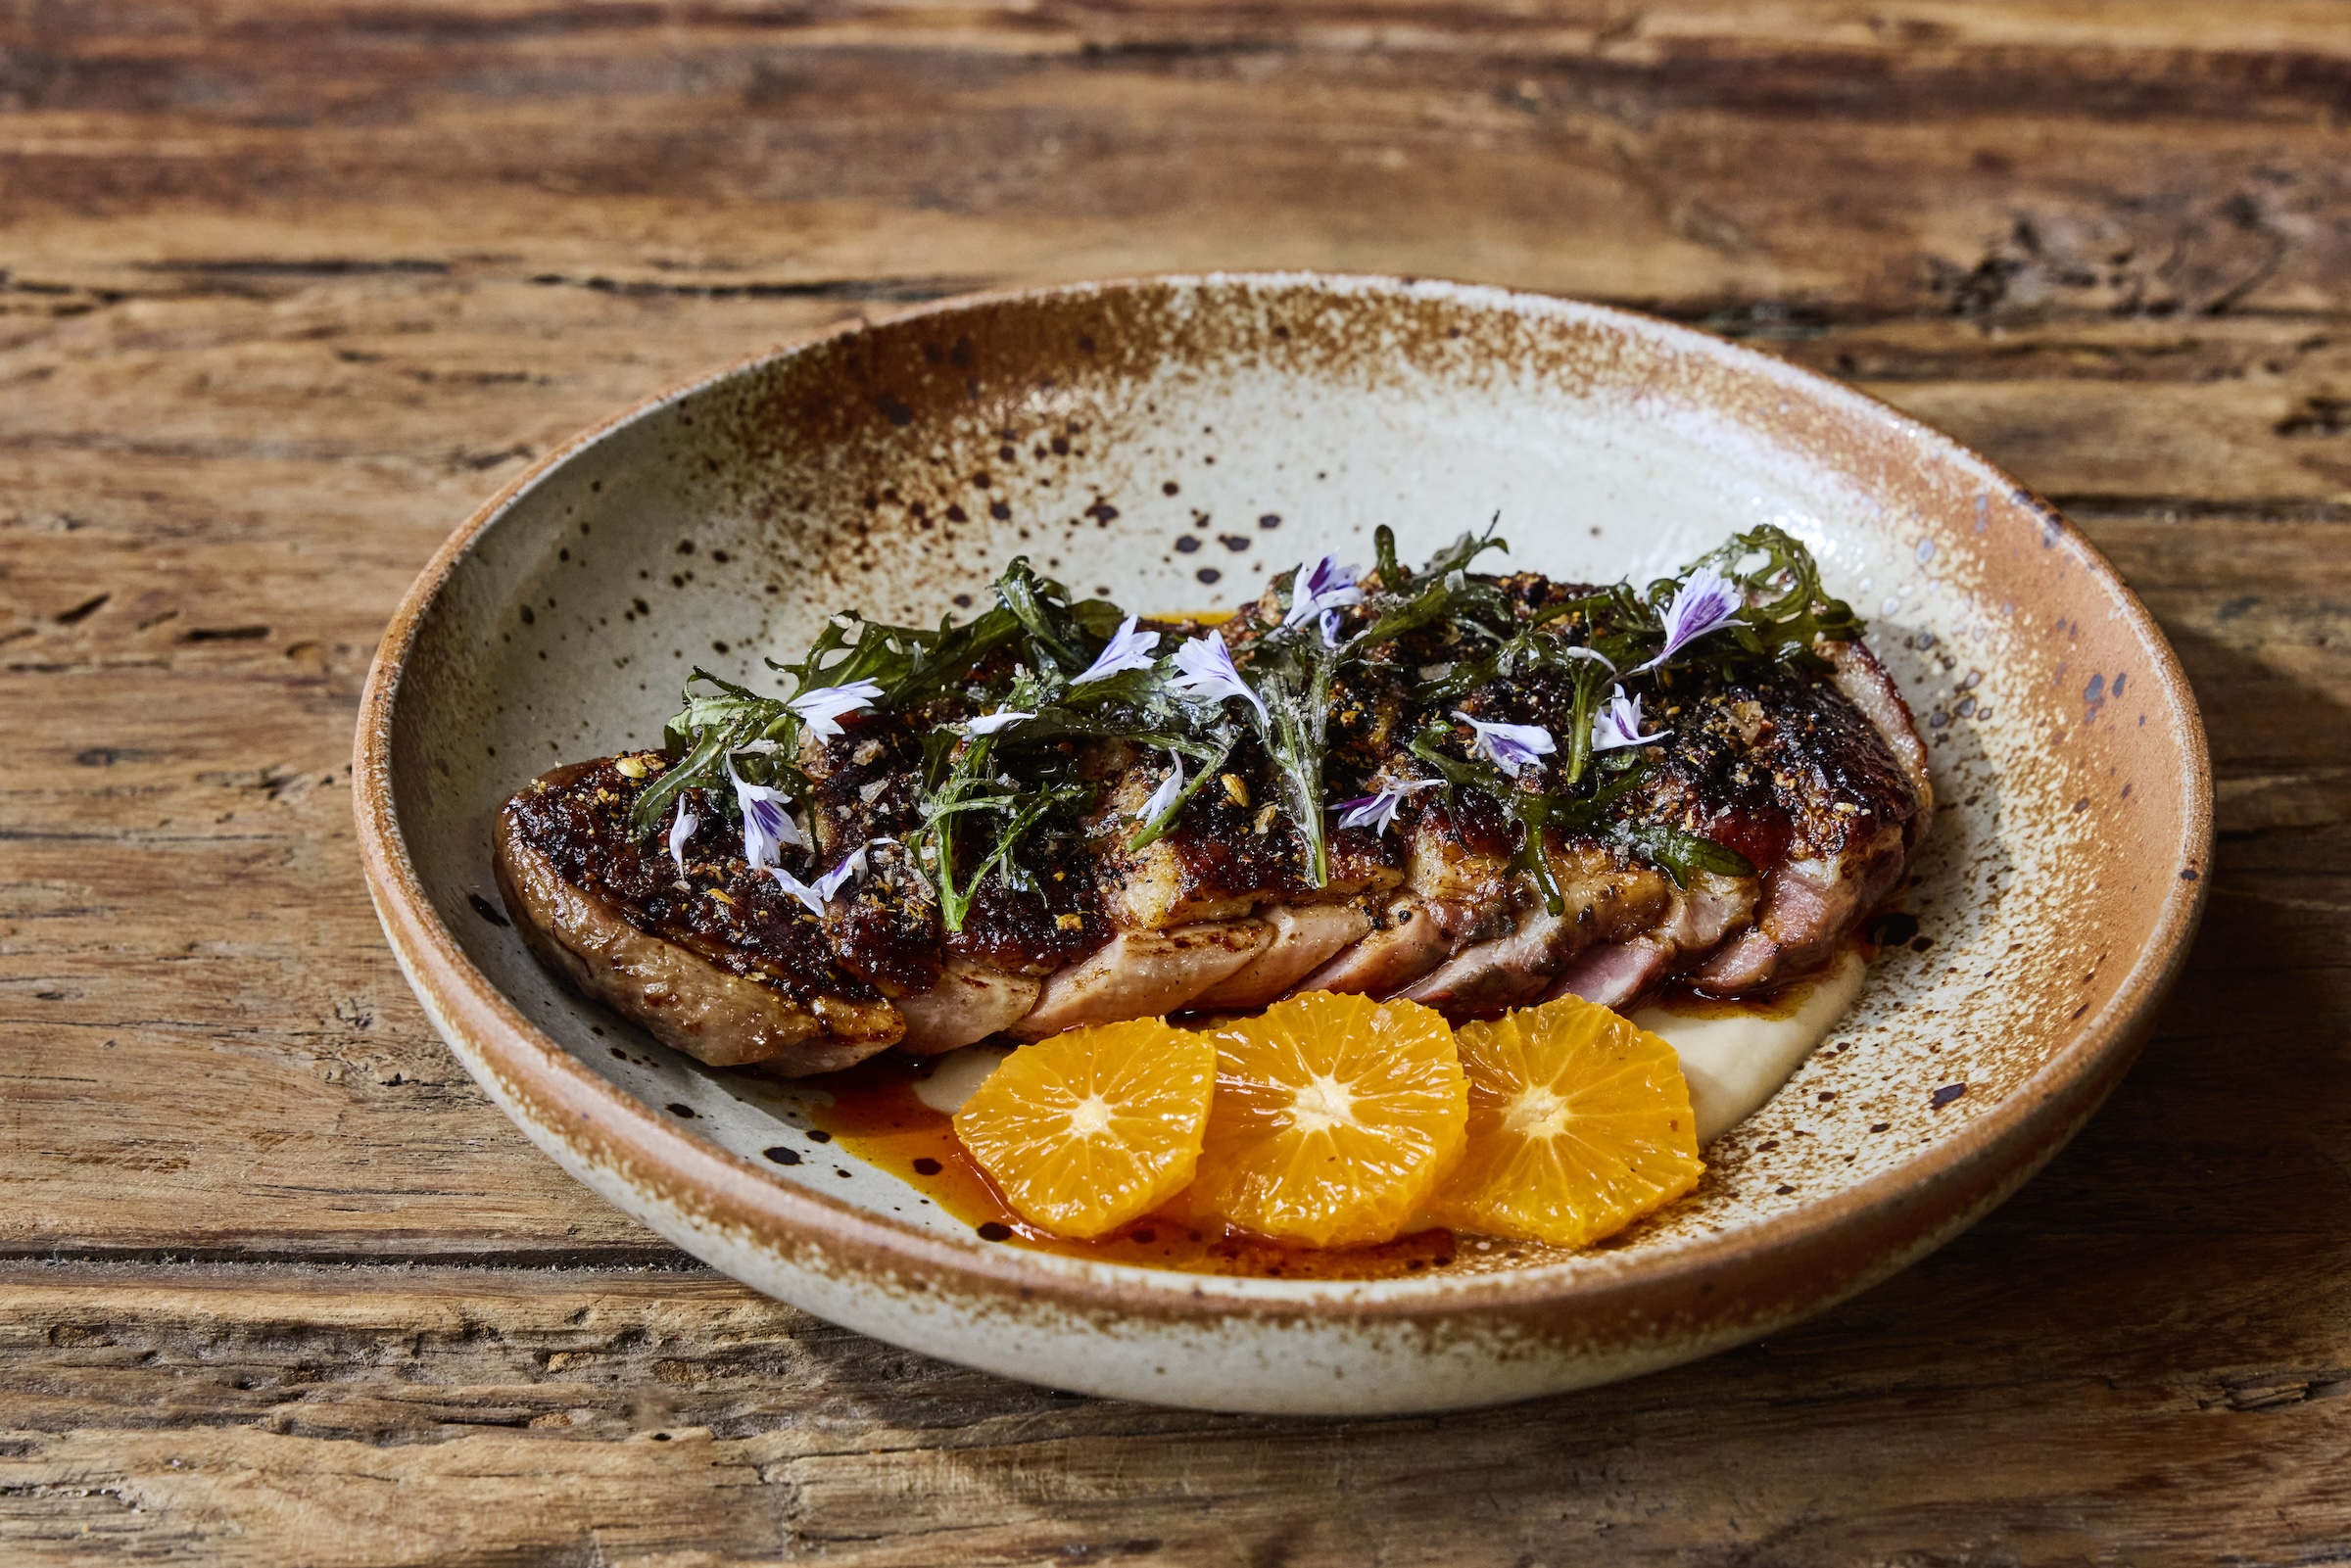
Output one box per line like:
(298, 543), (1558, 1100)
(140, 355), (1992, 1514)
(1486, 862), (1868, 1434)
(1283, 555), (1364, 630)
(1168, 633), (1268, 723)
(1071, 614), (1161, 687)
(1137, 757), (1185, 830)
(667, 799), (698, 879)
(1330, 777), (1442, 836)
(1633, 565), (1744, 673)
(728, 757), (806, 870)
(788, 677), (883, 740)
(965, 709), (1035, 736)
(1456, 712), (1557, 779)
(1591, 685), (1668, 752)
(812, 844), (869, 902)
(765, 865), (826, 917)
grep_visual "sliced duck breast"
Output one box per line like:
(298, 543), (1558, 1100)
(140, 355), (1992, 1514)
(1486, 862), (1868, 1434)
(1542, 868), (1759, 1009)
(894, 958), (1043, 1055)
(1401, 839), (1672, 1017)
(1011, 920), (1271, 1039)
(1294, 895), (1454, 997)
(1190, 902), (1374, 1011)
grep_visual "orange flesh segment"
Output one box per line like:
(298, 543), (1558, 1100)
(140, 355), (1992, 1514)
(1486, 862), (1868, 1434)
(1433, 993), (1703, 1250)
(950, 1018), (1217, 1240)
(1193, 991), (1467, 1249)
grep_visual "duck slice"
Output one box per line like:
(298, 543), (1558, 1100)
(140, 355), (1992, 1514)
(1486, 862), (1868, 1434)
(894, 958), (1042, 1055)
(1190, 902), (1374, 1011)
(494, 759), (902, 1074)
(1292, 895), (1454, 997)
(1011, 920), (1271, 1039)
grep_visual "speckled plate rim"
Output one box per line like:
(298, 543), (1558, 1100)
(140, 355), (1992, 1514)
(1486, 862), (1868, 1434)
(355, 270), (2212, 1326)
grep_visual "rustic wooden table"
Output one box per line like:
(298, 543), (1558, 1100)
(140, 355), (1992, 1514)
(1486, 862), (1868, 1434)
(4, 5), (2346, 1562)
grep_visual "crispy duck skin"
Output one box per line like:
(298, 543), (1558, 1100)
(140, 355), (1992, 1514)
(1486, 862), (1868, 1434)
(494, 570), (1931, 1068)
(495, 760), (902, 1074)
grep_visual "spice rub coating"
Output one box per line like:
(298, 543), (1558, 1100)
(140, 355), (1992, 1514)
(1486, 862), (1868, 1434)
(495, 757), (901, 1073)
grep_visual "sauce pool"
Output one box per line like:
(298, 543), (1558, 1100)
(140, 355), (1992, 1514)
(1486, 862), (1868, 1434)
(800, 1055), (1462, 1280)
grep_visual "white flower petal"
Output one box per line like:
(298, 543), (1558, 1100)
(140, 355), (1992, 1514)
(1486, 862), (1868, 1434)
(813, 845), (870, 901)
(1331, 778), (1440, 836)
(1070, 615), (1162, 686)
(966, 709), (1035, 736)
(1634, 565), (1744, 673)
(728, 759), (806, 868)
(1591, 686), (1668, 751)
(789, 678), (884, 740)
(1456, 712), (1558, 778)
(1168, 633), (1268, 723)
(765, 865), (826, 917)
(1137, 758), (1185, 829)
(1283, 554), (1365, 628)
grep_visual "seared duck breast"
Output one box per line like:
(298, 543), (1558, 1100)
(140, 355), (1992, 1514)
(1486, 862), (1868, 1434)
(495, 528), (1929, 1073)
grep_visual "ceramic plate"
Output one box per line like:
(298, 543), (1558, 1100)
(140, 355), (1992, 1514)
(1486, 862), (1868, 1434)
(355, 273), (2210, 1414)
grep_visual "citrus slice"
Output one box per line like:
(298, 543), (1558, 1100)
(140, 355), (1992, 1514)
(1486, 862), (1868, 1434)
(1433, 994), (1703, 1249)
(950, 1018), (1217, 1239)
(1193, 991), (1466, 1248)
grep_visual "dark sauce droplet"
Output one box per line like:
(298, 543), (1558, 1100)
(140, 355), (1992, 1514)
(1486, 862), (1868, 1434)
(467, 892), (510, 927)
(763, 1146), (802, 1166)
(806, 1128), (833, 1143)
(977, 1221), (1013, 1242)
(1195, 567), (1222, 585)
(911, 1157), (942, 1176)
(665, 1102), (696, 1118)
(1868, 911), (1919, 947)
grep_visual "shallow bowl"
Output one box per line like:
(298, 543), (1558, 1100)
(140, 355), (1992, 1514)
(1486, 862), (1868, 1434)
(355, 273), (2210, 1414)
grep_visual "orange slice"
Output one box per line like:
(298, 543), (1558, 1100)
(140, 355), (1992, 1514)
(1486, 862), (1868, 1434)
(1193, 991), (1466, 1248)
(951, 1018), (1217, 1239)
(1433, 994), (1703, 1249)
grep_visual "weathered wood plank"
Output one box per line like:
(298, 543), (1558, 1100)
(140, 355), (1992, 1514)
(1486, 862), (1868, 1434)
(5, 2), (2350, 326)
(1, 1225), (2345, 1566)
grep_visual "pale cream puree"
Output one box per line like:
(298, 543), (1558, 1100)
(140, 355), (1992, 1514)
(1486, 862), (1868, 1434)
(1634, 947), (1864, 1145)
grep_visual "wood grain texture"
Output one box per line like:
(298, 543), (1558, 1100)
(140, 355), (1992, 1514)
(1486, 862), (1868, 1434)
(2, 1), (2347, 1561)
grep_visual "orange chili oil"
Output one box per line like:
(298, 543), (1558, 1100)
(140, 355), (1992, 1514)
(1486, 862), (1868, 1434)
(796, 1054), (1461, 1280)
